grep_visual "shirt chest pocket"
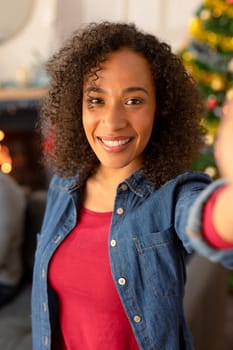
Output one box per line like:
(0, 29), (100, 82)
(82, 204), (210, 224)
(133, 227), (184, 297)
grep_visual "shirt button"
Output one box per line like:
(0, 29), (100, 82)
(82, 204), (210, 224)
(110, 239), (117, 247)
(133, 315), (142, 323)
(53, 235), (62, 244)
(43, 335), (49, 345)
(116, 207), (124, 215)
(43, 303), (47, 312)
(118, 277), (126, 286)
(121, 183), (128, 191)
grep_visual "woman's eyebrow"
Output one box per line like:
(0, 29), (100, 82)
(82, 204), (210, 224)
(84, 86), (149, 95)
(84, 86), (105, 94)
(122, 86), (149, 96)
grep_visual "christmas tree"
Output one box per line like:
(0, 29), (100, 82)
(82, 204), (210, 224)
(180, 0), (233, 178)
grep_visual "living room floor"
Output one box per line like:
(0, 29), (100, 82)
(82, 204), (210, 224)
(225, 292), (233, 350)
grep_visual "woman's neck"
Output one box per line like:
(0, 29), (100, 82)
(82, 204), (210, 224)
(94, 164), (140, 188)
(82, 165), (140, 212)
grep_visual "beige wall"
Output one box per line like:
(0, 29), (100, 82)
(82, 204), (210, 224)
(0, 0), (201, 83)
(56, 0), (202, 49)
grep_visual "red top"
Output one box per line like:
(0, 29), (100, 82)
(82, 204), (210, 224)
(49, 208), (140, 350)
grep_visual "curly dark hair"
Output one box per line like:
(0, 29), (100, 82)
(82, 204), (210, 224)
(40, 21), (205, 187)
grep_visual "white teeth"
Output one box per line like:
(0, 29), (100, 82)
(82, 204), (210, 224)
(101, 138), (130, 147)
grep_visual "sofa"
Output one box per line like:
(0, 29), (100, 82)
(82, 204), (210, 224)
(0, 189), (230, 350)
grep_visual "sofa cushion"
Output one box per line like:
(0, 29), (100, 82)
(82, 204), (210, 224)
(23, 190), (47, 280)
(0, 173), (27, 287)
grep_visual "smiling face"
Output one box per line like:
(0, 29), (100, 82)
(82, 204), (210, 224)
(82, 48), (156, 178)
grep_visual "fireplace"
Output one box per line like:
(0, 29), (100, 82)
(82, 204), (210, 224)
(0, 88), (49, 189)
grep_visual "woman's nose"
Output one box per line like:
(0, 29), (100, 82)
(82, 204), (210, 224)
(102, 104), (127, 130)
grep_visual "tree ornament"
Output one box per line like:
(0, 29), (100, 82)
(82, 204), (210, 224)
(208, 32), (218, 46)
(182, 51), (193, 62)
(189, 17), (202, 36)
(206, 96), (218, 109)
(211, 77), (225, 91)
(213, 8), (222, 18)
(213, 106), (222, 118)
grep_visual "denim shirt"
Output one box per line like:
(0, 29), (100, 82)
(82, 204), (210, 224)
(31, 170), (233, 350)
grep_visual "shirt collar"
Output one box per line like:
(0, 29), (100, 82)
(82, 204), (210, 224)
(122, 170), (155, 198)
(64, 169), (155, 197)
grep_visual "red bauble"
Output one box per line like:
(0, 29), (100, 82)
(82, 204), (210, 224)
(206, 96), (218, 110)
(226, 0), (233, 4)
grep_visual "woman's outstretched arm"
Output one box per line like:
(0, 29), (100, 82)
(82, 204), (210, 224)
(211, 98), (233, 244)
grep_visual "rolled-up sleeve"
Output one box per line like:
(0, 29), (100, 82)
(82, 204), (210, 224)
(186, 178), (233, 269)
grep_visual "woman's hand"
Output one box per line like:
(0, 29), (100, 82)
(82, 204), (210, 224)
(212, 97), (233, 243)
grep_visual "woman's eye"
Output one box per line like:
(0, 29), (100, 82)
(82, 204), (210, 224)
(126, 98), (142, 105)
(87, 97), (104, 105)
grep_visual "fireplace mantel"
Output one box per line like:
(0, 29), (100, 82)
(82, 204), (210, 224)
(0, 88), (47, 100)
(0, 88), (48, 131)
(0, 88), (47, 109)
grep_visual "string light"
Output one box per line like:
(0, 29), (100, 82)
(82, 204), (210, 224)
(0, 144), (12, 174)
(205, 133), (215, 145)
(0, 130), (5, 142)
(204, 166), (217, 178)
(226, 87), (233, 100)
(1, 163), (12, 174)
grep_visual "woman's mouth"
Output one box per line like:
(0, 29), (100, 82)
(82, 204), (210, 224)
(97, 137), (132, 151)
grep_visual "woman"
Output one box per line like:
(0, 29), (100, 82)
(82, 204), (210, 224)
(32, 22), (233, 349)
